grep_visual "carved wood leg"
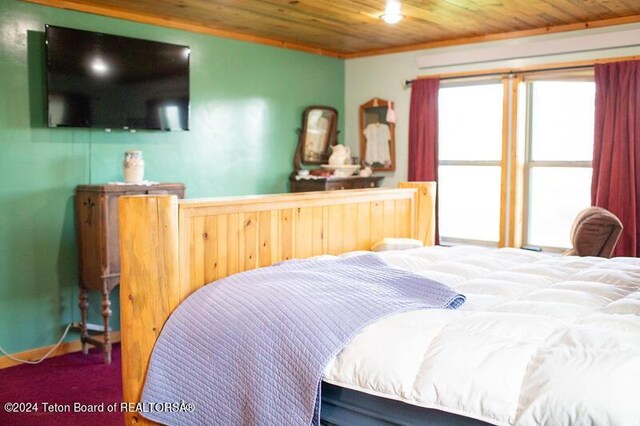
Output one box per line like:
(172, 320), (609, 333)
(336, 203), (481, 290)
(79, 287), (89, 355)
(101, 283), (112, 364)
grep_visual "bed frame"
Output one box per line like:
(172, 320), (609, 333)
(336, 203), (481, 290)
(118, 182), (436, 425)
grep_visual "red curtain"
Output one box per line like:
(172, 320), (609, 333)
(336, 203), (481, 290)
(408, 78), (440, 242)
(592, 60), (640, 257)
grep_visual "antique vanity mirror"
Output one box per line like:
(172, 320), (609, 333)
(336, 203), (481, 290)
(294, 106), (338, 170)
(359, 98), (396, 172)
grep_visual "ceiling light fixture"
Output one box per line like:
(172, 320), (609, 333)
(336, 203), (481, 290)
(381, 0), (403, 24)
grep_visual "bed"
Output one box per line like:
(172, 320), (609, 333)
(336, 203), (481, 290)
(117, 182), (640, 425)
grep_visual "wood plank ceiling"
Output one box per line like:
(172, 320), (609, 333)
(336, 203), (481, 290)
(25, 0), (640, 57)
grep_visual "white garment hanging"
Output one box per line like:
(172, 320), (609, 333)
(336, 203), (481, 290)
(363, 123), (391, 165)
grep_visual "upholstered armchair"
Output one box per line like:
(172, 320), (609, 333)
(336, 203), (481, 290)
(564, 207), (623, 258)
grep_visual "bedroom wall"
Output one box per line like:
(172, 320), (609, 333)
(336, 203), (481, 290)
(344, 23), (640, 188)
(0, 0), (344, 354)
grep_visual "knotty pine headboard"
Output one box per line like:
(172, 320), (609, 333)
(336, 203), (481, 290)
(118, 182), (435, 425)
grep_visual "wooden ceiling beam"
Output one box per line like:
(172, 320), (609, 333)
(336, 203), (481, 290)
(20, 0), (640, 58)
(22, 0), (347, 57)
(345, 13), (640, 59)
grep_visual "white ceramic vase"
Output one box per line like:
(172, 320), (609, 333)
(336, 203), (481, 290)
(328, 145), (351, 166)
(123, 150), (145, 183)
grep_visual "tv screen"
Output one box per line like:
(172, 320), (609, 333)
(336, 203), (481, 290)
(45, 25), (190, 130)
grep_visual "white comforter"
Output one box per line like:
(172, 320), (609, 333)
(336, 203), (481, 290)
(323, 246), (640, 426)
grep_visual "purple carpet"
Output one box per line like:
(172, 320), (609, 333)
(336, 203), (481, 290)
(0, 344), (123, 426)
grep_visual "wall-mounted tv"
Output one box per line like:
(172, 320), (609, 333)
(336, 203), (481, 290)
(45, 25), (190, 131)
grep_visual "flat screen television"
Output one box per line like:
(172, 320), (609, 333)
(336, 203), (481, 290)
(45, 25), (190, 130)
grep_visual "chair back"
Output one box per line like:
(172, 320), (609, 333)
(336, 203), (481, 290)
(565, 207), (623, 258)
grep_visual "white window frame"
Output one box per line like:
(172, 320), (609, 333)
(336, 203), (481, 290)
(520, 72), (594, 251)
(438, 77), (504, 247)
(435, 69), (595, 250)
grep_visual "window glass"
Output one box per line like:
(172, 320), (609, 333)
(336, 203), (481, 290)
(530, 81), (595, 161)
(436, 74), (594, 249)
(527, 167), (593, 248)
(439, 165), (501, 242)
(439, 84), (503, 161)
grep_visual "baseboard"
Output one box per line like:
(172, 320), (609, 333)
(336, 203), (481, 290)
(0, 331), (121, 369)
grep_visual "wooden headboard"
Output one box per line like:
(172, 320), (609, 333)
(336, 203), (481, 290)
(118, 182), (435, 425)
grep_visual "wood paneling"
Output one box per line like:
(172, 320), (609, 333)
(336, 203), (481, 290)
(178, 189), (428, 282)
(399, 181), (436, 245)
(24, 0), (640, 57)
(180, 184), (436, 296)
(119, 184), (434, 424)
(119, 195), (179, 426)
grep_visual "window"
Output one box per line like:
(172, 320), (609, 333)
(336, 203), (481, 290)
(438, 82), (503, 243)
(523, 79), (595, 249)
(436, 70), (595, 250)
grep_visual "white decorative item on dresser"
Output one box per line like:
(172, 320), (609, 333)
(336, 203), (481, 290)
(123, 150), (145, 183)
(328, 144), (352, 166)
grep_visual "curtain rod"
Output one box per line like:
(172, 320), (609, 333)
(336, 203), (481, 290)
(404, 62), (600, 87)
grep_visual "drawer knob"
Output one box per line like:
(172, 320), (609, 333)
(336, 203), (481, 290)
(370, 182), (375, 187)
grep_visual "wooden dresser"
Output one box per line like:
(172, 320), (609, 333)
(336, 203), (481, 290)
(290, 175), (384, 192)
(74, 183), (185, 363)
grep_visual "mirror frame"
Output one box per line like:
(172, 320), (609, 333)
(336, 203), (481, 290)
(295, 106), (338, 170)
(359, 98), (396, 172)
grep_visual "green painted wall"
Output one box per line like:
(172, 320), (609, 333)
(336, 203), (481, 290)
(0, 0), (344, 354)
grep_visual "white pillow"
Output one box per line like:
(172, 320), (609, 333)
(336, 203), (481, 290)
(371, 238), (424, 252)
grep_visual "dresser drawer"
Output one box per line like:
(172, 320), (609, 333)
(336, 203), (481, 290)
(290, 176), (384, 192)
(325, 179), (374, 190)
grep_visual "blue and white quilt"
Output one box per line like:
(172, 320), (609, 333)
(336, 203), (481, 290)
(141, 253), (465, 426)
